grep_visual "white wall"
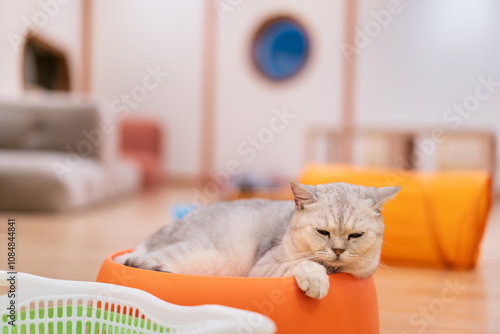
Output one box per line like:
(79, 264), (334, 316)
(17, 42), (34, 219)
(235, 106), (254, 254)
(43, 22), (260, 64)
(0, 0), (82, 96)
(4, 0), (498, 190)
(91, 0), (205, 177)
(92, 0), (346, 181)
(214, 0), (346, 178)
(355, 0), (500, 191)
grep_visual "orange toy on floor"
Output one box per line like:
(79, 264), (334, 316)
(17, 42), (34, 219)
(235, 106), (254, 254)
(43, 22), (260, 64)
(299, 164), (492, 269)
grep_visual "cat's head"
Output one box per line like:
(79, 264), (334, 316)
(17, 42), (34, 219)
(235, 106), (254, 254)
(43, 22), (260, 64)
(287, 181), (401, 278)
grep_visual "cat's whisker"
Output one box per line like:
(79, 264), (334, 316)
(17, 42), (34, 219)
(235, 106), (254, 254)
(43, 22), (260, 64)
(288, 256), (314, 263)
(377, 259), (393, 271)
(350, 252), (391, 273)
(368, 258), (393, 274)
(376, 261), (392, 272)
(379, 238), (405, 253)
(290, 250), (316, 260)
(374, 266), (393, 275)
(284, 251), (318, 265)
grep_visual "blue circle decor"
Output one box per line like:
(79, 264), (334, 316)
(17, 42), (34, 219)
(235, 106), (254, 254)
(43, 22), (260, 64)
(253, 18), (310, 81)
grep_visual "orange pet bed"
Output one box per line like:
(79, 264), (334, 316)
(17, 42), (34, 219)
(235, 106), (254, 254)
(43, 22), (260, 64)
(299, 164), (492, 269)
(97, 250), (380, 334)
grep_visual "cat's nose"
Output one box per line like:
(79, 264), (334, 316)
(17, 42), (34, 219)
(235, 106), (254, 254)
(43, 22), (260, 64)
(333, 248), (345, 256)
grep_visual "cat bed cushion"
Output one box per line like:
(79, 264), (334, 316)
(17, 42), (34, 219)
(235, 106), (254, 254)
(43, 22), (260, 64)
(299, 164), (491, 269)
(97, 250), (380, 334)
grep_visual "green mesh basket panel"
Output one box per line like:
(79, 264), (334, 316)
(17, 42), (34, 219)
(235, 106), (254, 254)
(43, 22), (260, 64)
(1, 305), (174, 334)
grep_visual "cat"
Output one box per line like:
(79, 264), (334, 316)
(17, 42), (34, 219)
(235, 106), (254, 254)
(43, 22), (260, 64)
(115, 181), (400, 299)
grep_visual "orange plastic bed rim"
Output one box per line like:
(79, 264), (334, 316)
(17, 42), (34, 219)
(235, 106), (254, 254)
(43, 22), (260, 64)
(97, 250), (380, 334)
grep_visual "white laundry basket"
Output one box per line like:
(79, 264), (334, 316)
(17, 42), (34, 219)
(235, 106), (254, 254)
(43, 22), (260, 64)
(0, 271), (275, 334)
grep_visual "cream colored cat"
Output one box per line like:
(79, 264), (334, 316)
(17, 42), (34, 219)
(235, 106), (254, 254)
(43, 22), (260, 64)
(116, 181), (400, 299)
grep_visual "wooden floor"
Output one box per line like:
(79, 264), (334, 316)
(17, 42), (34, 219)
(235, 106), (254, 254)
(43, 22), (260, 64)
(1, 186), (499, 333)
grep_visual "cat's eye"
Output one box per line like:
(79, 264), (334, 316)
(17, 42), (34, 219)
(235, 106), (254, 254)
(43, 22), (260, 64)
(348, 233), (364, 240)
(316, 229), (330, 237)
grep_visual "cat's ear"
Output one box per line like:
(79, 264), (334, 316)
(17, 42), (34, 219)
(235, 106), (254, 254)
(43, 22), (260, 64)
(372, 186), (401, 213)
(290, 180), (317, 210)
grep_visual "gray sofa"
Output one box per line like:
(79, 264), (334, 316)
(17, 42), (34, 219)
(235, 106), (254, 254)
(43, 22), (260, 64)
(0, 95), (140, 211)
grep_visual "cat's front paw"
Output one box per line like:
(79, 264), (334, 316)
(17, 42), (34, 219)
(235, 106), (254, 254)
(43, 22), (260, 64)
(293, 261), (329, 299)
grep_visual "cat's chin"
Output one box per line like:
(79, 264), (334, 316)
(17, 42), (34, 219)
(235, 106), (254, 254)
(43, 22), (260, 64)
(320, 261), (345, 275)
(322, 261), (375, 278)
(325, 265), (341, 275)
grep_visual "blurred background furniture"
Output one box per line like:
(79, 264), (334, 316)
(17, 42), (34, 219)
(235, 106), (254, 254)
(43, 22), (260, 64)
(359, 129), (416, 170)
(120, 119), (163, 188)
(433, 131), (496, 174)
(305, 126), (345, 164)
(306, 126), (496, 179)
(0, 96), (140, 211)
